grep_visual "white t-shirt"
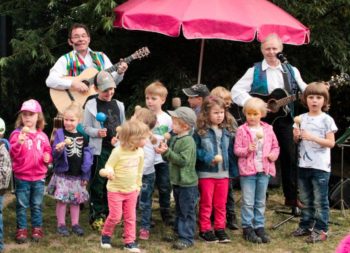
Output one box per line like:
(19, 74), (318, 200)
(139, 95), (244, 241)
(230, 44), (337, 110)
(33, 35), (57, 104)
(249, 126), (264, 172)
(294, 112), (337, 172)
(153, 111), (172, 164)
(142, 139), (156, 175)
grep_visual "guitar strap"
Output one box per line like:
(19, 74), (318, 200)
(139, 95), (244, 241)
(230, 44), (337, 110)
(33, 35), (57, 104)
(281, 64), (295, 116)
(281, 64), (292, 94)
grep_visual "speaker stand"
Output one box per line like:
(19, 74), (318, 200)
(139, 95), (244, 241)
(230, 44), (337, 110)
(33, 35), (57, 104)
(272, 206), (301, 229)
(332, 143), (350, 216)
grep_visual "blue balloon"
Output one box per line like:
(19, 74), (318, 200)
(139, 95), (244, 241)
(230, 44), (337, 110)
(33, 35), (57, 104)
(96, 112), (107, 128)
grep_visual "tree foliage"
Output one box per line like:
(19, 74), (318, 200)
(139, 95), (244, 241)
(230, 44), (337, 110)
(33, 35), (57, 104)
(0, 0), (349, 137)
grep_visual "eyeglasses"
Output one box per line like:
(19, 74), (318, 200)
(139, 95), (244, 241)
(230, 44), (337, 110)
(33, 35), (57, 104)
(71, 34), (89, 40)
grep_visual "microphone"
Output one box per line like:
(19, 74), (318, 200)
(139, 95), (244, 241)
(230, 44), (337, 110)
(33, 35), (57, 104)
(276, 52), (288, 63)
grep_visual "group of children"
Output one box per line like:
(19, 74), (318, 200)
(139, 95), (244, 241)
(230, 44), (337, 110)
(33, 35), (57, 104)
(0, 70), (338, 252)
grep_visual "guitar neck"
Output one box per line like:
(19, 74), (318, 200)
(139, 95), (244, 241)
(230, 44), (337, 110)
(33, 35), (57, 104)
(105, 55), (134, 74)
(276, 94), (296, 108)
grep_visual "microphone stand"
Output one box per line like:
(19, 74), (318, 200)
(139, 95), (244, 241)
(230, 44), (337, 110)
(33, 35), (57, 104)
(272, 55), (302, 230)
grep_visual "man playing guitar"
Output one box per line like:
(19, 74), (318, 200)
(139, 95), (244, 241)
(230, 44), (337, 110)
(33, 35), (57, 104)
(46, 23), (128, 95)
(231, 33), (307, 214)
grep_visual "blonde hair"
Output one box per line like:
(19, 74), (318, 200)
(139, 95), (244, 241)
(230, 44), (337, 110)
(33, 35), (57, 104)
(197, 95), (236, 136)
(210, 86), (232, 108)
(301, 82), (330, 112)
(243, 97), (268, 117)
(145, 81), (168, 99)
(63, 102), (83, 120)
(132, 107), (157, 129)
(118, 119), (150, 150)
(15, 112), (46, 130)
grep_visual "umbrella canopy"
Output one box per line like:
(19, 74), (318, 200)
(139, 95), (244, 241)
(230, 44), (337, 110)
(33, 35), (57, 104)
(114, 0), (310, 82)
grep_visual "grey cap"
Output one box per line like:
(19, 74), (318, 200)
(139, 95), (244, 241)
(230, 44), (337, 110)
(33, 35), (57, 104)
(168, 106), (197, 127)
(182, 84), (210, 97)
(96, 70), (116, 91)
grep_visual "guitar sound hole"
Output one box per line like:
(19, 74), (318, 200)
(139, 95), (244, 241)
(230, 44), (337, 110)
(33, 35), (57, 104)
(82, 80), (90, 87)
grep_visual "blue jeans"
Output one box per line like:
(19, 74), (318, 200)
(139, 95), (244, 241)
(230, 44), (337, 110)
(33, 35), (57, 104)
(0, 195), (4, 251)
(139, 173), (155, 230)
(155, 162), (171, 210)
(173, 185), (198, 244)
(15, 178), (45, 229)
(240, 173), (269, 229)
(298, 167), (330, 232)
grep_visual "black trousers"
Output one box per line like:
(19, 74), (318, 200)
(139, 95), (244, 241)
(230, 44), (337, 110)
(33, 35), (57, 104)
(272, 116), (298, 203)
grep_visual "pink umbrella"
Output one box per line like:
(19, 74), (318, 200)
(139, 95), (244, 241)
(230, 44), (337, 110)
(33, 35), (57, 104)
(114, 0), (310, 83)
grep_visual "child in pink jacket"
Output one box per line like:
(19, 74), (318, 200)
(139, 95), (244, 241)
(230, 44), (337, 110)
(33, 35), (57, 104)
(10, 99), (52, 244)
(234, 97), (279, 244)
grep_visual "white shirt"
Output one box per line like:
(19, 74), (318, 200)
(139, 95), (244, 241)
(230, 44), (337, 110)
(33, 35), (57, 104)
(153, 111), (172, 164)
(143, 139), (156, 175)
(294, 112), (337, 172)
(231, 59), (307, 107)
(46, 48), (123, 90)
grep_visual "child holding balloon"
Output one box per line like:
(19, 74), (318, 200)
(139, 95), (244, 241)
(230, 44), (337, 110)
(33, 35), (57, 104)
(83, 70), (126, 230)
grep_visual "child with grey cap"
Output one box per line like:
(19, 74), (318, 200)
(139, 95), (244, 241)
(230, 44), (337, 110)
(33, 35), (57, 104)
(83, 70), (126, 230)
(155, 107), (198, 250)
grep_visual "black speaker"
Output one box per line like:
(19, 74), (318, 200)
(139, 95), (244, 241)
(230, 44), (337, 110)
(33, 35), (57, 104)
(0, 16), (12, 57)
(329, 178), (350, 209)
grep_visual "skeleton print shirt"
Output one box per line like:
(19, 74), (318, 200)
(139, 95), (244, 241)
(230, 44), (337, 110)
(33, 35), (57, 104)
(64, 130), (86, 176)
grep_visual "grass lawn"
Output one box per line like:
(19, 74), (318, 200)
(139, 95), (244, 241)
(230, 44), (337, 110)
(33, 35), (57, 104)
(2, 188), (349, 253)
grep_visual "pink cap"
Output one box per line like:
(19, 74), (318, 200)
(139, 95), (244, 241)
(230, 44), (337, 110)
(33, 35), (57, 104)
(20, 99), (42, 113)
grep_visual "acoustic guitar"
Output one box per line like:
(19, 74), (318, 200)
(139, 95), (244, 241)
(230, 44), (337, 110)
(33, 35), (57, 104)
(50, 47), (150, 113)
(234, 73), (349, 125)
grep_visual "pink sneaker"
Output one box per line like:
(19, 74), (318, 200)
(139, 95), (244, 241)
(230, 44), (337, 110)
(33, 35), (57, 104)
(139, 228), (150, 240)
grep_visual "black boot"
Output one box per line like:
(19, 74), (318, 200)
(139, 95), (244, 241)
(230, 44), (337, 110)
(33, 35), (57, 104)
(226, 212), (239, 230)
(255, 227), (271, 243)
(243, 227), (262, 244)
(160, 208), (174, 226)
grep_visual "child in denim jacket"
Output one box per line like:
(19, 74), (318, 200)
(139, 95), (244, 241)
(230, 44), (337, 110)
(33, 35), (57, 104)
(194, 96), (237, 243)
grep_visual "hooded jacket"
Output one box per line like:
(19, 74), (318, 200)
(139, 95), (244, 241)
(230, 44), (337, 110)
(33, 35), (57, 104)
(234, 121), (280, 177)
(10, 128), (52, 181)
(52, 128), (93, 181)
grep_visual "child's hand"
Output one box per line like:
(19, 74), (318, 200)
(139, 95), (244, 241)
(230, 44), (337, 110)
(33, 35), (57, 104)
(55, 142), (65, 152)
(99, 168), (115, 180)
(155, 142), (168, 154)
(106, 170), (115, 180)
(267, 153), (277, 162)
(43, 152), (50, 163)
(98, 128), (107, 138)
(18, 132), (26, 144)
(111, 136), (119, 146)
(293, 127), (301, 139)
(81, 180), (88, 186)
(300, 129), (315, 142)
(248, 142), (256, 152)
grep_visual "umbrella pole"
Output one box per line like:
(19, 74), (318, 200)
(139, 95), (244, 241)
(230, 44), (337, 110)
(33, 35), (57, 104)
(197, 39), (205, 84)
